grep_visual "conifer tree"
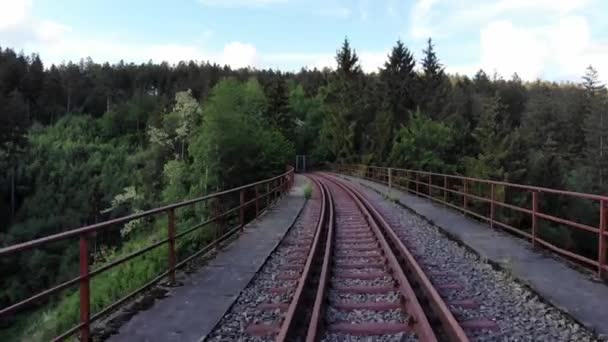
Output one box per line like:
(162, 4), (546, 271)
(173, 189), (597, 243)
(265, 75), (293, 138)
(319, 38), (364, 162)
(380, 40), (416, 126)
(418, 38), (449, 119)
(581, 66), (608, 191)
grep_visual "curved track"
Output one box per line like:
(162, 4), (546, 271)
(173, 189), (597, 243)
(232, 173), (470, 341)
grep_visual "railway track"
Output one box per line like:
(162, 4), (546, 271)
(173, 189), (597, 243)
(209, 173), (488, 341)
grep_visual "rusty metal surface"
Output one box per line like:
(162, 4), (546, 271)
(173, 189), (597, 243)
(275, 176), (329, 341)
(338, 172), (608, 338)
(0, 167), (295, 341)
(317, 174), (442, 341)
(336, 164), (608, 277)
(304, 179), (334, 342)
(324, 173), (469, 342)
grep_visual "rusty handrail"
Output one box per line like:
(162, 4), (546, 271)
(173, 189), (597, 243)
(0, 166), (295, 341)
(334, 164), (608, 279)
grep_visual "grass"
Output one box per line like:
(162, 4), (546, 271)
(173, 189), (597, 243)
(2, 215), (215, 342)
(303, 182), (313, 199)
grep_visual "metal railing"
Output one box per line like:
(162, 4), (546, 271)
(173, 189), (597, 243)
(0, 167), (295, 341)
(334, 164), (608, 278)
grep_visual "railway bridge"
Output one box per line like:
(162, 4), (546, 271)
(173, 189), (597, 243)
(1, 165), (608, 341)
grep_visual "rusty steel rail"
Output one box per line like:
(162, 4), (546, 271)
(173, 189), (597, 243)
(0, 167), (295, 342)
(314, 173), (446, 341)
(275, 175), (330, 341)
(335, 164), (608, 278)
(304, 177), (334, 342)
(323, 173), (469, 341)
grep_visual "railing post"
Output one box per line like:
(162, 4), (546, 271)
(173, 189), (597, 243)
(388, 168), (392, 197)
(79, 235), (90, 342)
(532, 191), (538, 248)
(443, 175), (448, 203)
(463, 179), (468, 213)
(167, 209), (176, 284)
(255, 185), (259, 217)
(490, 183), (495, 229)
(599, 199), (606, 278)
(428, 173), (432, 197)
(416, 173), (420, 195)
(240, 189), (245, 227)
(266, 182), (270, 208)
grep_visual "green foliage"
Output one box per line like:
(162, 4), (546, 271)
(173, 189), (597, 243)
(189, 77), (293, 194)
(388, 110), (452, 172)
(380, 40), (417, 126)
(319, 38), (365, 162)
(463, 94), (510, 180)
(581, 66), (608, 192)
(5, 36), (608, 341)
(303, 182), (312, 199)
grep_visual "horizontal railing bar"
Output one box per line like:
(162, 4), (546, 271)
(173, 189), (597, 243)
(89, 238), (169, 279)
(535, 238), (598, 267)
(345, 164), (608, 201)
(51, 321), (85, 342)
(0, 275), (81, 318)
(493, 220), (533, 239)
(0, 168), (293, 256)
(536, 212), (599, 233)
(341, 165), (608, 277)
(55, 222), (248, 341)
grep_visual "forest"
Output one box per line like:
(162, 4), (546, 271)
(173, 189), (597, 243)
(0, 37), (606, 339)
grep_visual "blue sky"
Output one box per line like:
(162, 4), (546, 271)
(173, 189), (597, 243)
(1, 0), (608, 82)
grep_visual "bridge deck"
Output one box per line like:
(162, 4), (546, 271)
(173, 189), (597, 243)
(107, 175), (308, 342)
(336, 173), (608, 339)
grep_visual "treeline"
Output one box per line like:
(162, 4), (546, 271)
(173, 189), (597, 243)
(305, 38), (606, 262)
(0, 36), (606, 338)
(0, 48), (299, 339)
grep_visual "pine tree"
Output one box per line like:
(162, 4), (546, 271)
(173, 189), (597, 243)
(463, 94), (510, 181)
(335, 38), (361, 76)
(265, 75), (293, 138)
(380, 39), (416, 126)
(581, 65), (608, 191)
(418, 38), (449, 119)
(319, 38), (364, 162)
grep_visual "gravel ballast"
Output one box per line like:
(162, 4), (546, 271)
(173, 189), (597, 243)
(205, 192), (321, 342)
(354, 182), (601, 342)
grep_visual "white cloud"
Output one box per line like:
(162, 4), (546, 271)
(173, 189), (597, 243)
(409, 0), (440, 39)
(410, 0), (608, 82)
(198, 0), (287, 7)
(220, 41), (258, 68)
(0, 0), (30, 31)
(360, 51), (387, 73)
(0, 0), (70, 46)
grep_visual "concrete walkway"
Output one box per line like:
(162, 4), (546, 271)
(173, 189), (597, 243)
(108, 175), (309, 342)
(335, 173), (608, 338)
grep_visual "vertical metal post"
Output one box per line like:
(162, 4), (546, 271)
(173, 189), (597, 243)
(388, 168), (392, 197)
(490, 183), (495, 229)
(428, 173), (432, 198)
(463, 179), (468, 213)
(599, 199), (606, 278)
(532, 191), (538, 248)
(240, 189), (245, 227)
(167, 209), (176, 284)
(443, 175), (448, 203)
(255, 185), (259, 217)
(266, 182), (270, 208)
(416, 173), (420, 195)
(79, 235), (90, 342)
